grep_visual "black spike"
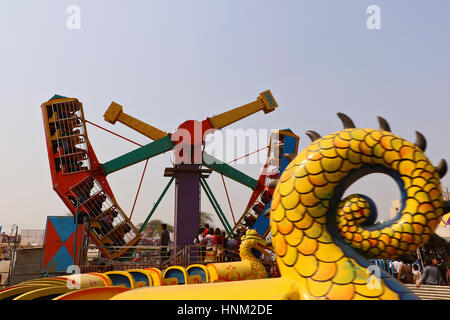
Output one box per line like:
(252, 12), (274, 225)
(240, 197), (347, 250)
(268, 179), (279, 189)
(377, 116), (391, 132)
(283, 153), (296, 162)
(444, 201), (450, 213)
(414, 131), (427, 151)
(428, 233), (448, 246)
(337, 112), (356, 129)
(263, 209), (271, 218)
(436, 159), (447, 178)
(305, 130), (321, 142)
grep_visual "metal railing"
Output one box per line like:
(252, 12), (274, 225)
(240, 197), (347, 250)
(79, 244), (278, 276)
(369, 259), (395, 276)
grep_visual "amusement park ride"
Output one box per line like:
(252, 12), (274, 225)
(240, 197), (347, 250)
(40, 91), (299, 259)
(3, 90), (449, 300)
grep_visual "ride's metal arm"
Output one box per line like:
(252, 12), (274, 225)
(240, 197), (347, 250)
(104, 102), (168, 140)
(206, 90), (278, 129)
(203, 152), (258, 190)
(101, 135), (174, 175)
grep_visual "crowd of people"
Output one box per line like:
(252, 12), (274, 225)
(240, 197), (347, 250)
(388, 254), (449, 286)
(193, 224), (241, 263)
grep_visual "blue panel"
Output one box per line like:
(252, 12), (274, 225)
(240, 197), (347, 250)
(43, 245), (73, 273)
(382, 278), (413, 293)
(129, 272), (149, 286)
(279, 134), (298, 172)
(187, 267), (207, 283)
(49, 216), (76, 243)
(264, 91), (276, 107)
(398, 292), (420, 300)
(165, 269), (185, 285)
(108, 274), (131, 288)
(251, 200), (272, 236)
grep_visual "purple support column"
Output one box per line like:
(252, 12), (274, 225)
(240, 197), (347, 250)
(173, 164), (201, 249)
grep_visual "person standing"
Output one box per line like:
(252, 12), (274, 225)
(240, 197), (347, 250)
(438, 257), (448, 285)
(213, 228), (224, 262)
(225, 234), (239, 262)
(194, 227), (204, 245)
(412, 255), (423, 273)
(160, 223), (170, 262)
(202, 224), (210, 238)
(417, 258), (443, 287)
(397, 258), (413, 284)
(194, 227), (205, 262)
(412, 264), (422, 285)
(392, 258), (402, 279)
(202, 228), (215, 263)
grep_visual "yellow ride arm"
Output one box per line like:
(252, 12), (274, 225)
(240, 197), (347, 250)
(104, 102), (168, 140)
(207, 90), (278, 129)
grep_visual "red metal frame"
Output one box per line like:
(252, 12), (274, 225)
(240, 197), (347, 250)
(41, 96), (140, 259)
(232, 130), (298, 236)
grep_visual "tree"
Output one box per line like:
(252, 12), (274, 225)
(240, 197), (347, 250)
(136, 212), (214, 238)
(137, 219), (174, 238)
(199, 211), (214, 227)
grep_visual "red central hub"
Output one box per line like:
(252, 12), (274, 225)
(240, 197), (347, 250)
(172, 119), (214, 164)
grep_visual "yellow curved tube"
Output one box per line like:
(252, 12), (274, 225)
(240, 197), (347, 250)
(111, 278), (301, 300)
(53, 286), (130, 300)
(13, 286), (73, 300)
(144, 268), (163, 286)
(0, 284), (52, 300)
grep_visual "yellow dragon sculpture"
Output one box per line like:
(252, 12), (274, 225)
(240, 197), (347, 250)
(236, 230), (269, 279)
(205, 229), (269, 282)
(111, 113), (448, 300)
(270, 113), (448, 300)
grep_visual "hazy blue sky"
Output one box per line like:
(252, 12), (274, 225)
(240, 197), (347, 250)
(1, 1), (449, 234)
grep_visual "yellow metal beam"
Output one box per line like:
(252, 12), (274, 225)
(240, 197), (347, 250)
(207, 90), (278, 129)
(104, 102), (168, 140)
